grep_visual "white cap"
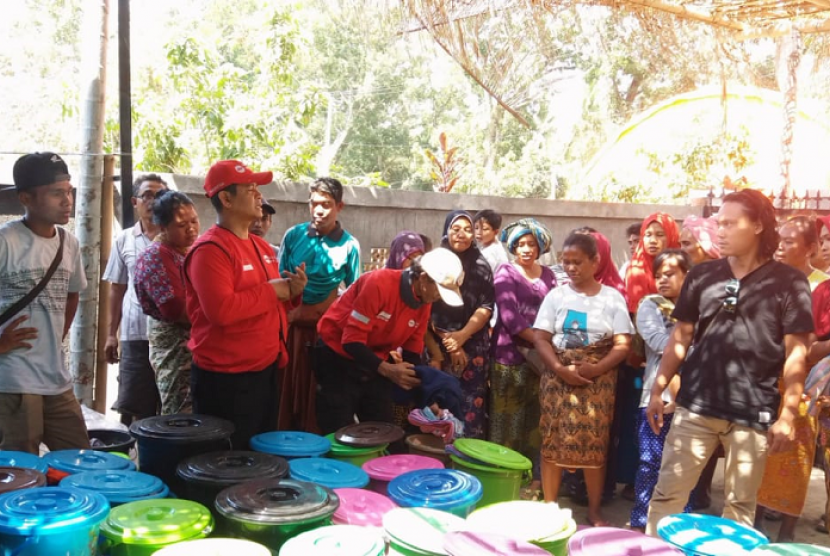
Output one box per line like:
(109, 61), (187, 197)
(420, 248), (464, 307)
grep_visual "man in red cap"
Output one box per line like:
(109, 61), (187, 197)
(183, 160), (306, 449)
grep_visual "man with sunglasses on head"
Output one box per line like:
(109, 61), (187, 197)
(103, 174), (168, 425)
(644, 189), (813, 534)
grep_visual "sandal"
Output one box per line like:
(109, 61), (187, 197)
(520, 487), (543, 501)
(586, 517), (613, 528)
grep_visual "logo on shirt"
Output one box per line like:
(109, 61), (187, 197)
(351, 310), (370, 324)
(242, 264), (254, 271)
(408, 319), (417, 328)
(377, 311), (391, 321)
(263, 255), (274, 265)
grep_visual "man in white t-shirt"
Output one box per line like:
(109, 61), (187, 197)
(103, 174), (167, 424)
(0, 152), (90, 454)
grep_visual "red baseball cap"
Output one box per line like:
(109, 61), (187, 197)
(204, 160), (273, 198)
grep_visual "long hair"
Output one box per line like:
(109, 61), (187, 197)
(722, 189), (779, 260)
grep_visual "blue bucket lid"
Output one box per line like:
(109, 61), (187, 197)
(44, 449), (136, 474)
(387, 469), (482, 511)
(657, 514), (768, 556)
(0, 451), (48, 474)
(0, 486), (110, 536)
(289, 458), (369, 489)
(250, 431), (331, 458)
(60, 470), (169, 504)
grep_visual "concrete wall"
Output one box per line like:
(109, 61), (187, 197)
(165, 175), (704, 267)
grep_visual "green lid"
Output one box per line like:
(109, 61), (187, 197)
(325, 434), (387, 456)
(100, 499), (213, 546)
(452, 439), (532, 470)
(280, 524), (386, 556)
(751, 544), (830, 556)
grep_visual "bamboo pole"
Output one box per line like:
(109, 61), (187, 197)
(93, 155), (114, 414)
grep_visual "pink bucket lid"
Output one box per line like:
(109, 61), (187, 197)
(444, 531), (549, 556)
(362, 454), (444, 482)
(332, 487), (397, 527)
(568, 527), (683, 556)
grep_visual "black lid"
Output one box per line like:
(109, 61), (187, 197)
(130, 414), (234, 443)
(0, 466), (46, 494)
(176, 451), (289, 486)
(215, 478), (339, 524)
(335, 422), (404, 447)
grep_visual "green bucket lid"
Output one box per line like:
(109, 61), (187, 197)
(452, 439), (532, 470)
(751, 544), (830, 556)
(100, 499), (213, 546)
(280, 524), (386, 556)
(325, 434), (387, 456)
(383, 507), (466, 555)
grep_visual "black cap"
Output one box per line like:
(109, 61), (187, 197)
(261, 201), (276, 215)
(12, 152), (71, 192)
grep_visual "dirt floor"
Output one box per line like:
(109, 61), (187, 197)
(557, 466), (830, 547)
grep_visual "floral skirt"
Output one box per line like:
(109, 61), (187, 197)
(438, 337), (490, 439)
(540, 339), (616, 468)
(148, 318), (192, 415)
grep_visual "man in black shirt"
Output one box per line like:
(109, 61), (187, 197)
(645, 189), (813, 533)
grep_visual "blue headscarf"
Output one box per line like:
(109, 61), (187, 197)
(500, 218), (552, 256)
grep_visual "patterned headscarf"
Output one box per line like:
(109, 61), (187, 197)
(500, 218), (553, 256)
(385, 231), (425, 270)
(625, 212), (681, 313)
(682, 215), (720, 260)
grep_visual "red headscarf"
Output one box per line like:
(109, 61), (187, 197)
(625, 212), (681, 313)
(590, 231), (627, 302)
(817, 215), (830, 241)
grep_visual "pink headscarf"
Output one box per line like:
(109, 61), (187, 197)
(682, 216), (720, 260)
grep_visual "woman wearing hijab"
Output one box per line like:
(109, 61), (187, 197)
(429, 210), (496, 439)
(625, 213), (681, 314)
(386, 231), (425, 270)
(589, 231), (627, 301)
(491, 219), (557, 482)
(815, 216), (830, 273)
(679, 216), (720, 265)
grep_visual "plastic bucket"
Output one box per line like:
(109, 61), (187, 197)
(250, 431), (331, 460)
(568, 526), (682, 556)
(383, 507), (466, 556)
(152, 538), (272, 556)
(60, 470), (169, 506)
(465, 500), (577, 556)
(332, 488), (397, 527)
(99, 498), (214, 556)
(44, 450), (137, 475)
(0, 452), (48, 475)
(279, 524), (386, 556)
(129, 414), (234, 494)
(176, 450), (288, 512)
(289, 458), (369, 489)
(87, 429), (136, 454)
(0, 486), (110, 556)
(362, 455), (444, 495)
(0, 467), (46, 495)
(325, 433), (387, 468)
(448, 454), (525, 507)
(214, 478), (340, 552)
(443, 531), (550, 556)
(387, 469), (482, 518)
(405, 434), (450, 466)
(657, 514), (768, 556)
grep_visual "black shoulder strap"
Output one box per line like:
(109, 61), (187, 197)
(0, 227), (65, 327)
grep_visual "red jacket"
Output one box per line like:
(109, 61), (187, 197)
(318, 268), (430, 361)
(184, 225), (297, 372)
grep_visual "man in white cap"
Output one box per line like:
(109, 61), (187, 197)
(313, 247), (464, 433)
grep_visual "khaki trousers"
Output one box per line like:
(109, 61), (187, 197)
(645, 406), (769, 535)
(0, 389), (90, 454)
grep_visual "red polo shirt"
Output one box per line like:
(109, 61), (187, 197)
(318, 268), (430, 360)
(184, 225), (297, 373)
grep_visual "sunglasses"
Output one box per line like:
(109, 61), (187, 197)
(723, 278), (740, 313)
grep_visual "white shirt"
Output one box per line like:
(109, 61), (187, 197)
(0, 221), (87, 395)
(102, 223), (152, 341)
(480, 241), (509, 275)
(534, 283), (634, 350)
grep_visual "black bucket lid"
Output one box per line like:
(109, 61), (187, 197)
(215, 478), (339, 524)
(130, 414), (234, 443)
(176, 451), (289, 486)
(0, 467), (46, 494)
(335, 422), (404, 447)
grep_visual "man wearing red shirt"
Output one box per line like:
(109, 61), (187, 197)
(314, 247), (464, 433)
(184, 160), (306, 449)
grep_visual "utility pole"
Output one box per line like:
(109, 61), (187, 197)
(70, 0), (110, 407)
